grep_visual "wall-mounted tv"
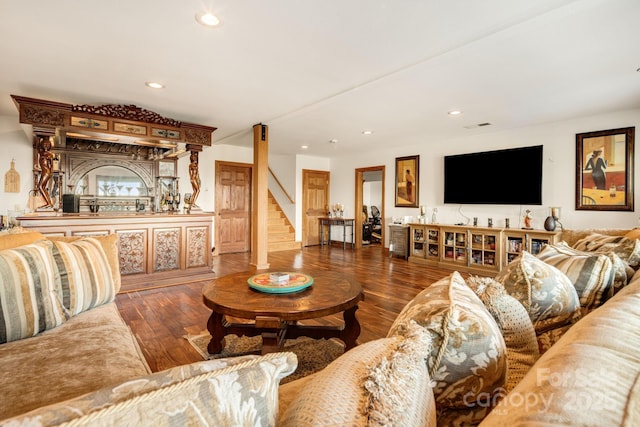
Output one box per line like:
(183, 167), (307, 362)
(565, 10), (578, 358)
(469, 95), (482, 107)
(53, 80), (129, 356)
(444, 145), (543, 205)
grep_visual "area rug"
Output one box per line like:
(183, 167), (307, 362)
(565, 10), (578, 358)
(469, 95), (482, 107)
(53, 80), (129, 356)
(185, 332), (344, 384)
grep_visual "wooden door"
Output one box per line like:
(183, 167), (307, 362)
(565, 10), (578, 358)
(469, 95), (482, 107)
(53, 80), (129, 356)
(355, 166), (385, 249)
(302, 169), (330, 247)
(216, 161), (252, 254)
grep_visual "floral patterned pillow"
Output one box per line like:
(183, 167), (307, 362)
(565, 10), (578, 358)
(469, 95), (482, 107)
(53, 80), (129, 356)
(495, 251), (581, 335)
(6, 353), (297, 426)
(387, 271), (507, 419)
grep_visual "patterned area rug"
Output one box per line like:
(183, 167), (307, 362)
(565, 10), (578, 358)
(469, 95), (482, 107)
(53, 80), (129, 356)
(185, 332), (345, 384)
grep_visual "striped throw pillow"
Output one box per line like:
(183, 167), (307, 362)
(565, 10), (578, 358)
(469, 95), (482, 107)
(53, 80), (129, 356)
(573, 233), (640, 269)
(0, 240), (67, 343)
(50, 238), (117, 316)
(536, 242), (615, 310)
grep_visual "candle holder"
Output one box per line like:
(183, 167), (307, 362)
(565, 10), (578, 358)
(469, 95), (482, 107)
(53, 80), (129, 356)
(544, 207), (563, 231)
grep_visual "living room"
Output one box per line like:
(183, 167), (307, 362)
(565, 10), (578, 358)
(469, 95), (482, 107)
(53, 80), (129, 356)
(2, 1), (640, 425)
(1, 1), (639, 235)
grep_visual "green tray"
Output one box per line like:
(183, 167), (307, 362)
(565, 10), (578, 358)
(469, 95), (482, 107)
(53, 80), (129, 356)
(247, 272), (313, 294)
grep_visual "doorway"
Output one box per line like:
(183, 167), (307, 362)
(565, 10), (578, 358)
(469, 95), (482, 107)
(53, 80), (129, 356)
(215, 161), (252, 254)
(302, 169), (330, 247)
(355, 166), (385, 250)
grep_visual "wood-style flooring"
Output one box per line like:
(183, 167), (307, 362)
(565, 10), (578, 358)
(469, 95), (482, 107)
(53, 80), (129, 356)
(115, 244), (459, 373)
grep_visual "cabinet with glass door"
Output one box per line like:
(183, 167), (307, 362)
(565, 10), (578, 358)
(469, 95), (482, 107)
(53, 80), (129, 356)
(468, 228), (501, 274)
(408, 224), (440, 266)
(441, 227), (468, 267)
(502, 230), (560, 267)
(409, 224), (426, 260)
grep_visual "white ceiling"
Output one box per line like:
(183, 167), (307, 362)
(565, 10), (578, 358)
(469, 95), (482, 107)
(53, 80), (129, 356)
(1, 0), (639, 157)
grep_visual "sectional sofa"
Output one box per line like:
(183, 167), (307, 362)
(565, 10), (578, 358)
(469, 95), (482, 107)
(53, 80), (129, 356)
(1, 227), (639, 426)
(278, 227), (640, 426)
(0, 229), (297, 426)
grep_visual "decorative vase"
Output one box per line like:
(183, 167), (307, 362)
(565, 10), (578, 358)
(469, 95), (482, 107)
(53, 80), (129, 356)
(544, 215), (556, 231)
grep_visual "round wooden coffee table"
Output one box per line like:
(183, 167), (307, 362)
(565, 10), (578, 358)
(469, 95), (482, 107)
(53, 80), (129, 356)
(202, 270), (364, 354)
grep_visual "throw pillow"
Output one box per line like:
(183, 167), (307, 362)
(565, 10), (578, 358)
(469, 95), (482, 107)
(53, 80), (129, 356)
(6, 353), (297, 426)
(466, 276), (540, 393)
(536, 242), (616, 311)
(50, 237), (117, 316)
(573, 232), (640, 269)
(494, 251), (581, 335)
(387, 271), (507, 418)
(0, 240), (67, 343)
(280, 323), (436, 427)
(624, 228), (640, 241)
(0, 230), (46, 251)
(49, 234), (121, 293)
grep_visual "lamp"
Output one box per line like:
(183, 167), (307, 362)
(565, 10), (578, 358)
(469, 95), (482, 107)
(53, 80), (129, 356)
(544, 207), (563, 231)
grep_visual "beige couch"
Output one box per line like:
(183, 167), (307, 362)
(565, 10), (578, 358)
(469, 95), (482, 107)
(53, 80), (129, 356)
(0, 230), (297, 426)
(3, 227), (640, 426)
(276, 228), (640, 426)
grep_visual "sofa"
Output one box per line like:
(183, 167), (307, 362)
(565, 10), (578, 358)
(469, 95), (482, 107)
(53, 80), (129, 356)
(276, 228), (640, 426)
(2, 227), (640, 426)
(0, 229), (298, 426)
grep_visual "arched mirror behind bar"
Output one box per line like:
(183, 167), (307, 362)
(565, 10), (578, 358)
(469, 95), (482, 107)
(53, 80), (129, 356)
(77, 165), (147, 197)
(65, 153), (157, 213)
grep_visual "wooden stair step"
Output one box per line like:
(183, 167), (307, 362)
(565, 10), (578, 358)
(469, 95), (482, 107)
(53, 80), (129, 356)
(267, 191), (299, 253)
(269, 233), (297, 242)
(268, 240), (302, 252)
(269, 224), (293, 232)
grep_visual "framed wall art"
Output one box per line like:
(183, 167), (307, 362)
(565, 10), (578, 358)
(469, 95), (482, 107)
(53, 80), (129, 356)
(576, 127), (634, 211)
(395, 155), (419, 208)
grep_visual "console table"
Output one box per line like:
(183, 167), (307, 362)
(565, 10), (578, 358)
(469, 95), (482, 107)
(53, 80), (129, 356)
(319, 217), (354, 249)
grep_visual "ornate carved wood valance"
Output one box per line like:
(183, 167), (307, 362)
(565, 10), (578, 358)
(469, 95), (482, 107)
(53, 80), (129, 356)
(11, 95), (216, 147)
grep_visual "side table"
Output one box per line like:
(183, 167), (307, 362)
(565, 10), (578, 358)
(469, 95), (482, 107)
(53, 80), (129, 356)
(319, 217), (355, 249)
(388, 224), (410, 259)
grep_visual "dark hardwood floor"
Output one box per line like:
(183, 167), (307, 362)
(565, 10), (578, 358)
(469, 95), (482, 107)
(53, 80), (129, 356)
(115, 244), (458, 373)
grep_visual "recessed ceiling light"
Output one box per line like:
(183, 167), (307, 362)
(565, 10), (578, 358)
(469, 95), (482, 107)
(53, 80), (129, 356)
(301, 145), (309, 149)
(448, 110), (462, 116)
(145, 81), (165, 89)
(196, 11), (220, 27)
(361, 130), (373, 135)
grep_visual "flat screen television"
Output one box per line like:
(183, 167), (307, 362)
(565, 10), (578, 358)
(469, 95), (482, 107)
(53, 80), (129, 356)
(444, 145), (543, 205)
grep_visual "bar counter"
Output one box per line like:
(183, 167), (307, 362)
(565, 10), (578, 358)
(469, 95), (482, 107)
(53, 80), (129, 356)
(18, 211), (214, 291)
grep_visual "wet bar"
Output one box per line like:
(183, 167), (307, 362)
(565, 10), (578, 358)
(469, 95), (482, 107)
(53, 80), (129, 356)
(18, 211), (214, 292)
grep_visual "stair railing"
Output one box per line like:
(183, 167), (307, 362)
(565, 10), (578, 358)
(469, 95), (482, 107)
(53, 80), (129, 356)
(268, 167), (294, 203)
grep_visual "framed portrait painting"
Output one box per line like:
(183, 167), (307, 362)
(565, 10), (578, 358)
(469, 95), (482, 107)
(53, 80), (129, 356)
(576, 127), (634, 211)
(395, 155), (419, 208)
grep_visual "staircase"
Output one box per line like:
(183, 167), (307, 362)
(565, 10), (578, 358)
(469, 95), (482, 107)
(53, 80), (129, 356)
(268, 192), (301, 252)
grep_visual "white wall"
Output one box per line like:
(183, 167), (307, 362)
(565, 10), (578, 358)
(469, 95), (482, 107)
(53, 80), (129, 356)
(0, 116), (35, 217)
(330, 108), (640, 246)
